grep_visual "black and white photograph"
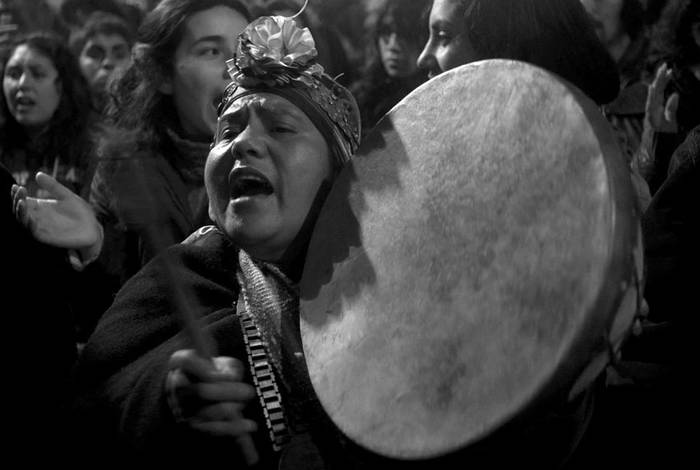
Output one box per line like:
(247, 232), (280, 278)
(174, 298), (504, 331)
(1, 0), (694, 467)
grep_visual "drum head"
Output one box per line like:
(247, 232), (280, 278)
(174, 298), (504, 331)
(299, 60), (636, 459)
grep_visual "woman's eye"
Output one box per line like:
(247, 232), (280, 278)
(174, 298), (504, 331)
(436, 31), (452, 44)
(221, 128), (238, 139)
(5, 67), (21, 80)
(215, 126), (239, 144)
(271, 122), (295, 134)
(199, 47), (221, 57)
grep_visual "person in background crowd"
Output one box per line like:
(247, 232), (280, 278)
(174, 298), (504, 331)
(59, 0), (141, 36)
(351, 0), (429, 136)
(580, 0), (651, 183)
(70, 12), (135, 112)
(575, 67), (695, 470)
(418, 0), (650, 209)
(418, 0), (620, 105)
(417, 0), (656, 467)
(11, 0), (251, 340)
(1, 33), (95, 198)
(0, 0), (68, 46)
(2, 32), (100, 351)
(3, 164), (77, 463)
(642, 122), (699, 339)
(637, 0), (700, 193)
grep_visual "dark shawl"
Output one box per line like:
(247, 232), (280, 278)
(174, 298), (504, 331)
(70, 228), (348, 468)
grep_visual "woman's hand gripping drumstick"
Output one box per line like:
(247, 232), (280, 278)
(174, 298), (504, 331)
(165, 275), (259, 465)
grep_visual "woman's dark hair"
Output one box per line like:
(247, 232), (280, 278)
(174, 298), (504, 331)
(105, 0), (250, 144)
(69, 11), (136, 57)
(459, 0), (620, 105)
(0, 32), (93, 167)
(351, 0), (430, 132)
(59, 0), (129, 28)
(647, 0), (700, 70)
(374, 0), (431, 56)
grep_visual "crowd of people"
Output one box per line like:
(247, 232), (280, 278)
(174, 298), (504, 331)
(1, 0), (696, 467)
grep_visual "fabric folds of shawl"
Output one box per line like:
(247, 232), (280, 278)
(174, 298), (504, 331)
(236, 250), (319, 426)
(237, 249), (294, 384)
(236, 249), (330, 470)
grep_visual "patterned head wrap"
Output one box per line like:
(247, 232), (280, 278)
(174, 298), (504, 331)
(218, 15), (361, 169)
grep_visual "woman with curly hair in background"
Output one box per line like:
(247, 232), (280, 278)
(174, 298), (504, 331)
(11, 0), (251, 340)
(1, 32), (95, 198)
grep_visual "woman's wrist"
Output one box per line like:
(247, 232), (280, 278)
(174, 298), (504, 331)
(67, 222), (104, 271)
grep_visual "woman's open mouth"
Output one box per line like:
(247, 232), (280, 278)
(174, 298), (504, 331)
(15, 95), (35, 108)
(229, 166), (274, 200)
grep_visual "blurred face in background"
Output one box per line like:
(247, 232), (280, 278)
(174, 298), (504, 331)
(79, 33), (131, 93)
(159, 5), (248, 139)
(579, 0), (625, 45)
(3, 44), (61, 131)
(377, 19), (422, 78)
(417, 0), (479, 78)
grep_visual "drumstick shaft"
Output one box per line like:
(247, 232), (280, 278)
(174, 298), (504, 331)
(165, 263), (259, 466)
(134, 167), (259, 465)
(173, 290), (214, 360)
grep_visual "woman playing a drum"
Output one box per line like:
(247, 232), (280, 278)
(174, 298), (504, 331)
(71, 12), (361, 468)
(72, 3), (642, 469)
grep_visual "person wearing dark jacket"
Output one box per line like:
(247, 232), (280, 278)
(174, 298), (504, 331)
(72, 13), (361, 467)
(3, 163), (77, 463)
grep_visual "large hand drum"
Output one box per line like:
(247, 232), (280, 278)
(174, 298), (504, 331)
(299, 60), (642, 459)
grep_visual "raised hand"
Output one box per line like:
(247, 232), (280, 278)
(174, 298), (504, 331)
(10, 172), (103, 253)
(645, 63), (680, 134)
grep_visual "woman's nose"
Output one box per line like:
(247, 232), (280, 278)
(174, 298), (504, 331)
(416, 42), (434, 71)
(231, 117), (267, 160)
(17, 71), (31, 88)
(101, 55), (116, 70)
(386, 32), (400, 49)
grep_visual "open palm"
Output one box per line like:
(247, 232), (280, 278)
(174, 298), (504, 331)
(11, 172), (102, 251)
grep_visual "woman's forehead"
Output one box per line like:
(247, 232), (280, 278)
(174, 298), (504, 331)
(429, 0), (467, 27)
(222, 92), (308, 121)
(8, 44), (53, 67)
(180, 6), (246, 48)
